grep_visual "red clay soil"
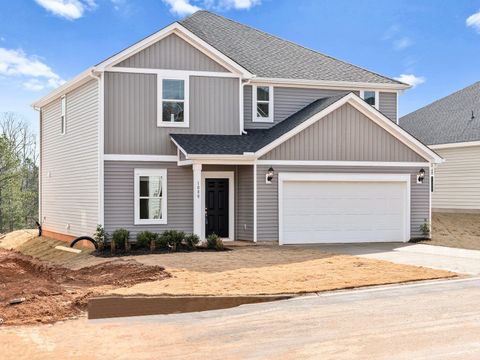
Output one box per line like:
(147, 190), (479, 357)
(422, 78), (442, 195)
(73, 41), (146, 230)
(0, 249), (170, 326)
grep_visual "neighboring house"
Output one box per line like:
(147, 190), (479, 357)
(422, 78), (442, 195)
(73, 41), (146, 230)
(401, 81), (480, 213)
(33, 11), (442, 245)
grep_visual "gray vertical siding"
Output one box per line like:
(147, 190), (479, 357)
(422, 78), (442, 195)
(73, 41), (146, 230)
(256, 165), (430, 241)
(104, 161), (193, 237)
(236, 165), (254, 240)
(379, 92), (397, 122)
(243, 85), (252, 125)
(104, 72), (240, 155)
(261, 104), (425, 162)
(115, 33), (228, 72)
(41, 79), (99, 237)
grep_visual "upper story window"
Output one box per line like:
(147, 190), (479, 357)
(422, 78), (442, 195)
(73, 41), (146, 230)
(253, 85), (273, 123)
(60, 95), (66, 134)
(134, 169), (167, 225)
(157, 75), (189, 128)
(360, 90), (379, 110)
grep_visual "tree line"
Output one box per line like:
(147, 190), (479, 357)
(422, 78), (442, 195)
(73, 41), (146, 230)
(0, 112), (38, 233)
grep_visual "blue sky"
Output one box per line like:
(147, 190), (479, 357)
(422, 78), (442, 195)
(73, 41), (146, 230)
(1, 0), (479, 133)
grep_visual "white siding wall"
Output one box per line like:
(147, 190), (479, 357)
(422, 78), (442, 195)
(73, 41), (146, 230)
(41, 79), (99, 236)
(433, 145), (480, 211)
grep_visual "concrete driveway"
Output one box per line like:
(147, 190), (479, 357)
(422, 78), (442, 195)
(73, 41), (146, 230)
(316, 242), (480, 275)
(2, 278), (480, 359)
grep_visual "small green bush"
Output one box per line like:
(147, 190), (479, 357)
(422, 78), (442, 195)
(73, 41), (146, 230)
(93, 224), (107, 251)
(420, 219), (431, 237)
(206, 233), (224, 251)
(136, 231), (157, 249)
(184, 233), (200, 250)
(111, 228), (129, 250)
(160, 230), (185, 251)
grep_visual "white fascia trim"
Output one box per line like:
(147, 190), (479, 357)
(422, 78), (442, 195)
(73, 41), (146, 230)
(430, 141), (480, 149)
(109, 67), (240, 78)
(251, 77), (410, 91)
(257, 160), (429, 167)
(104, 154), (178, 162)
(32, 68), (96, 108)
(277, 172), (411, 244)
(97, 22), (252, 77)
(170, 137), (189, 158)
(254, 93), (443, 164)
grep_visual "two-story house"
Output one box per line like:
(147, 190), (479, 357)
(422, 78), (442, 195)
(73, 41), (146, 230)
(33, 11), (442, 245)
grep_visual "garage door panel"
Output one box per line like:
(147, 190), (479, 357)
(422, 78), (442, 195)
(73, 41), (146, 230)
(281, 179), (408, 244)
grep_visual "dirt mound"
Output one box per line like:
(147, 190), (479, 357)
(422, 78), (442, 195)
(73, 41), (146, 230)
(0, 249), (170, 326)
(0, 229), (37, 250)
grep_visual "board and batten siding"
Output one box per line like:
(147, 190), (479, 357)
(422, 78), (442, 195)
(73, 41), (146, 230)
(41, 79), (99, 237)
(261, 104), (426, 162)
(432, 145), (480, 211)
(236, 165), (254, 241)
(104, 72), (240, 155)
(104, 161), (193, 236)
(115, 33), (228, 72)
(256, 165), (430, 241)
(379, 92), (397, 122)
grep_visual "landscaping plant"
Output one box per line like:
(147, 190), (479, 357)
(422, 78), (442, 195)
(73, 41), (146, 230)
(136, 231), (158, 250)
(420, 219), (431, 238)
(206, 233), (224, 251)
(184, 233), (200, 250)
(112, 228), (130, 251)
(93, 224), (107, 251)
(160, 230), (186, 251)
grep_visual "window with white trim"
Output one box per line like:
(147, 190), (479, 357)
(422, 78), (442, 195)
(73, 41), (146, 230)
(253, 85), (273, 122)
(360, 90), (379, 109)
(134, 169), (167, 225)
(61, 95), (66, 134)
(157, 76), (189, 128)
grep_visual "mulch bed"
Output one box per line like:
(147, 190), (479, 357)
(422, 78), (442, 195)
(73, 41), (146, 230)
(92, 245), (232, 258)
(0, 248), (170, 326)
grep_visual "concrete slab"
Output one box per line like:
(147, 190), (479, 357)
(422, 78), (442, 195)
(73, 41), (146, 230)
(316, 242), (480, 275)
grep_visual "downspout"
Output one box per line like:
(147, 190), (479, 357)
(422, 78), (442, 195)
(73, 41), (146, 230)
(240, 76), (255, 135)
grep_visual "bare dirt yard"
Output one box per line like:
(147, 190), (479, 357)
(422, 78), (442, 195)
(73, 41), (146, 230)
(420, 213), (480, 250)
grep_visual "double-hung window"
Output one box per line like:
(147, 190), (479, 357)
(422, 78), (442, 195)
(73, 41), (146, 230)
(134, 169), (167, 225)
(61, 95), (66, 134)
(253, 85), (273, 122)
(360, 90), (379, 110)
(157, 75), (189, 128)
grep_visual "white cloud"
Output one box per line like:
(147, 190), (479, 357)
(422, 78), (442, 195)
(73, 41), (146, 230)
(0, 47), (65, 91)
(217, 0), (261, 10)
(393, 37), (413, 51)
(162, 0), (200, 16)
(394, 74), (426, 88)
(34, 0), (97, 20)
(466, 9), (480, 33)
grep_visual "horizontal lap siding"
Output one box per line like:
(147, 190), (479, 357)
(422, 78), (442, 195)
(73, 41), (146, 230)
(236, 165), (254, 240)
(433, 146), (480, 210)
(379, 92), (397, 122)
(256, 165), (429, 241)
(41, 80), (99, 237)
(104, 161), (193, 237)
(261, 104), (425, 162)
(115, 33), (228, 72)
(104, 73), (240, 155)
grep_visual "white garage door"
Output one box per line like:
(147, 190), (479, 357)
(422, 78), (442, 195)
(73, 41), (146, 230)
(279, 174), (410, 244)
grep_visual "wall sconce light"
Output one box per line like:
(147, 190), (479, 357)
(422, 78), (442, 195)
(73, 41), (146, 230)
(265, 167), (274, 184)
(417, 168), (425, 184)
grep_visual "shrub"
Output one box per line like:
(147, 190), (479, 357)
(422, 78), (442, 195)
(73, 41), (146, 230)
(184, 233), (200, 250)
(136, 231), (157, 249)
(112, 228), (129, 250)
(206, 233), (224, 251)
(93, 224), (107, 251)
(420, 219), (431, 237)
(160, 230), (185, 251)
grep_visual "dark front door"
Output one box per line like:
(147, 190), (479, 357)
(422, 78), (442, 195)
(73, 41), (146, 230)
(205, 178), (229, 238)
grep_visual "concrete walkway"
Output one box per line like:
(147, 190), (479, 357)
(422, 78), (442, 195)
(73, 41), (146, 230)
(316, 242), (480, 275)
(2, 277), (480, 359)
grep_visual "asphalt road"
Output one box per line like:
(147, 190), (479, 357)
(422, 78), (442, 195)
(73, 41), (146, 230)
(2, 278), (480, 359)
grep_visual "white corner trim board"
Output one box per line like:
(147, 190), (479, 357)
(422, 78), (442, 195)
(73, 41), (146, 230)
(277, 172), (411, 245)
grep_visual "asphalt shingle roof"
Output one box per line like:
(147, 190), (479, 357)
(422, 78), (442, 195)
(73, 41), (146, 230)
(171, 93), (349, 155)
(400, 81), (480, 145)
(179, 11), (403, 85)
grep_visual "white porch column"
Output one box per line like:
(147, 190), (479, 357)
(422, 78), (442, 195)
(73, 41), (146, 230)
(193, 163), (202, 237)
